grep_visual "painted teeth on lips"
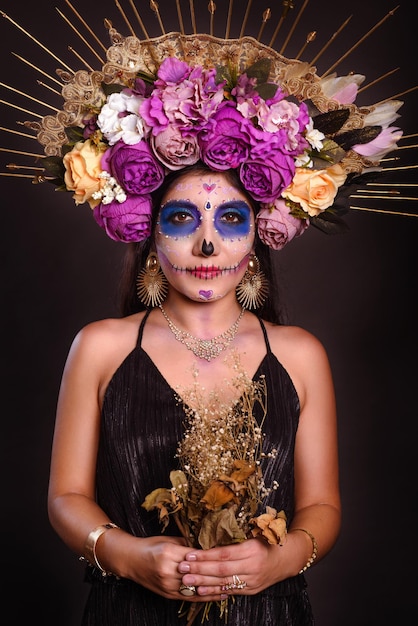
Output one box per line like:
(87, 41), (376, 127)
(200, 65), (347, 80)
(191, 266), (222, 279)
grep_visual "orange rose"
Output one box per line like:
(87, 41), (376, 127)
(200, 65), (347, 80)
(63, 139), (108, 207)
(282, 163), (347, 217)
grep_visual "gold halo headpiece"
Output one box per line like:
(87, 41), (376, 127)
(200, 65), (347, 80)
(1, 1), (417, 248)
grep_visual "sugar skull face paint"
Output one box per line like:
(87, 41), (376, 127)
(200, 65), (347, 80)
(155, 172), (256, 302)
(158, 199), (252, 240)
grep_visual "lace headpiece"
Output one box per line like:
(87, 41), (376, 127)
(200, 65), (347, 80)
(1, 1), (417, 248)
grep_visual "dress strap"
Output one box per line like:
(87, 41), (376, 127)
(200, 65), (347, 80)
(136, 309), (152, 347)
(258, 317), (272, 354)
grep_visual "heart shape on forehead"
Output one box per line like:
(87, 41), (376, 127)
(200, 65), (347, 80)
(203, 183), (216, 193)
(199, 290), (213, 300)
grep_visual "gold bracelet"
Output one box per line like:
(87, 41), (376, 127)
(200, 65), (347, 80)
(293, 528), (318, 574)
(83, 522), (120, 577)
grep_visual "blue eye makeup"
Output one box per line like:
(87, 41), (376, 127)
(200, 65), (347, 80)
(159, 200), (202, 237)
(214, 201), (252, 238)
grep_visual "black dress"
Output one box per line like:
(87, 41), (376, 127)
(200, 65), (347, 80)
(81, 311), (315, 625)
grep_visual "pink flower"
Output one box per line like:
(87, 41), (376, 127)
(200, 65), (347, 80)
(140, 57), (224, 136)
(150, 124), (200, 170)
(257, 199), (309, 250)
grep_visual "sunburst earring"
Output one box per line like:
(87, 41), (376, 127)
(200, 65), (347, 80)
(236, 254), (269, 310)
(136, 252), (168, 307)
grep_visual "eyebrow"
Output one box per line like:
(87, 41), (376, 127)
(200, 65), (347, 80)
(215, 200), (252, 211)
(160, 199), (199, 211)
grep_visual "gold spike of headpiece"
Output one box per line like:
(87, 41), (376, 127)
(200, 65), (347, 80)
(240, 0), (253, 38)
(65, 0), (108, 53)
(150, 1), (165, 36)
(225, 0), (234, 39)
(12, 53), (63, 88)
(56, 8), (105, 65)
(127, 0), (150, 38)
(189, 0), (197, 36)
(321, 6), (400, 78)
(308, 15), (352, 67)
(0, 10), (74, 73)
(208, 1), (216, 37)
(257, 8), (271, 41)
(269, 0), (294, 47)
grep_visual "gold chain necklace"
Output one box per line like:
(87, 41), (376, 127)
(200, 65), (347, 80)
(159, 305), (245, 362)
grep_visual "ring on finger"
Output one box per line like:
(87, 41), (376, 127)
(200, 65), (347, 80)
(221, 574), (247, 592)
(179, 583), (197, 596)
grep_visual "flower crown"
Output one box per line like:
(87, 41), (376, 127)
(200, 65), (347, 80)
(1, 1), (413, 250)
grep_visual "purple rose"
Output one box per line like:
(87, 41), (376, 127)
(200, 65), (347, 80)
(198, 102), (252, 170)
(257, 199), (309, 250)
(102, 140), (165, 195)
(93, 194), (153, 243)
(239, 140), (296, 203)
(150, 125), (200, 170)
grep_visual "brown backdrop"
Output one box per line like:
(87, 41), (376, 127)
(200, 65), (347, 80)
(1, 1), (417, 624)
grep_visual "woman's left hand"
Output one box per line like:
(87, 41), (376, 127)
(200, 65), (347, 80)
(177, 537), (285, 598)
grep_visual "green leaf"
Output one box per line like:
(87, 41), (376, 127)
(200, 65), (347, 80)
(65, 126), (85, 144)
(42, 156), (65, 179)
(135, 70), (157, 85)
(256, 82), (278, 101)
(310, 139), (346, 168)
(245, 58), (272, 83)
(101, 82), (124, 97)
(215, 64), (233, 87)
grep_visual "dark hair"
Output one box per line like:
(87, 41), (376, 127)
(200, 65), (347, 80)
(117, 162), (288, 324)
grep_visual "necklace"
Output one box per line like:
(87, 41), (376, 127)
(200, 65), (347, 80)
(159, 305), (245, 362)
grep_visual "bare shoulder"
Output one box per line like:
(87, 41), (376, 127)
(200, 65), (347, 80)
(67, 312), (145, 374)
(62, 312), (147, 404)
(263, 321), (329, 361)
(261, 321), (333, 405)
(72, 313), (143, 349)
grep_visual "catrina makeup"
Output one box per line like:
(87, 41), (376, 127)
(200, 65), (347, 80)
(155, 173), (255, 302)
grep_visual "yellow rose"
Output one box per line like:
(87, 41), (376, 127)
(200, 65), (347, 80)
(282, 163), (347, 217)
(63, 139), (108, 207)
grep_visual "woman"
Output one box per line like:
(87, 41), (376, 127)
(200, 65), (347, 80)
(48, 162), (341, 625)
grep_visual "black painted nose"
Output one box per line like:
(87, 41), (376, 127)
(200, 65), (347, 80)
(201, 239), (215, 256)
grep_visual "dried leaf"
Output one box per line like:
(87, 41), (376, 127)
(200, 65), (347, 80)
(250, 507), (287, 545)
(230, 459), (256, 481)
(141, 487), (173, 511)
(200, 480), (238, 510)
(198, 507), (246, 550)
(169, 470), (188, 500)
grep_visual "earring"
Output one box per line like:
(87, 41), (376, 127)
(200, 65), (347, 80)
(236, 254), (268, 310)
(136, 252), (168, 307)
